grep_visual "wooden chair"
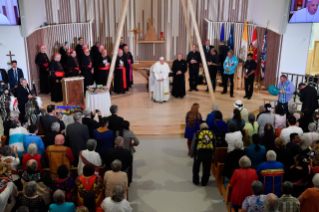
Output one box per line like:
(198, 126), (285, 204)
(1, 136), (7, 146)
(216, 162), (225, 195)
(43, 168), (51, 179)
(224, 183), (232, 205)
(39, 135), (45, 144)
(126, 186), (129, 200)
(212, 147), (228, 177)
(262, 174), (283, 195)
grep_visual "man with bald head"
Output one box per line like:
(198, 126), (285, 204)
(151, 57), (171, 103)
(290, 0), (319, 23)
(46, 134), (74, 180)
(35, 45), (50, 94)
(264, 193), (279, 212)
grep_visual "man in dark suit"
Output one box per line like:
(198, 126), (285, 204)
(299, 83), (319, 114)
(8, 60), (24, 96)
(17, 78), (32, 123)
(219, 41), (230, 86)
(0, 69), (9, 85)
(40, 105), (65, 134)
(44, 121), (61, 148)
(66, 112), (90, 166)
(107, 105), (124, 134)
(203, 39), (214, 61)
(82, 108), (102, 138)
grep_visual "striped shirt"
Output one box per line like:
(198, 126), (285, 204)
(278, 194), (300, 212)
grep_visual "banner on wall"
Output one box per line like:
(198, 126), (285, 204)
(261, 28), (268, 81)
(220, 23), (224, 42)
(251, 28), (258, 75)
(239, 20), (248, 61)
(228, 24), (234, 50)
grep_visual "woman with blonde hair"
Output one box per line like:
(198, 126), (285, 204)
(184, 103), (202, 155)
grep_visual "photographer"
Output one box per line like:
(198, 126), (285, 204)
(40, 105), (65, 134)
(82, 108), (102, 138)
(299, 82), (318, 114)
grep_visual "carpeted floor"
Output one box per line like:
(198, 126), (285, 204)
(129, 138), (227, 212)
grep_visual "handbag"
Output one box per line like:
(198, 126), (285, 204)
(214, 121), (227, 147)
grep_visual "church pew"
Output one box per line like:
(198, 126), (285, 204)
(212, 147), (228, 177)
(216, 162), (225, 195)
(1, 136), (6, 146)
(39, 135), (45, 144)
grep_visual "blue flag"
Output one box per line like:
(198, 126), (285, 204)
(261, 28), (268, 81)
(220, 23), (224, 42)
(228, 24), (234, 50)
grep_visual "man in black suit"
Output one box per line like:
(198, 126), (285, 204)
(104, 136), (133, 185)
(119, 37), (127, 49)
(0, 69), (9, 86)
(40, 105), (65, 135)
(203, 39), (214, 61)
(299, 83), (319, 114)
(44, 121), (61, 148)
(8, 60), (24, 96)
(82, 108), (102, 138)
(219, 41), (230, 87)
(17, 78), (32, 123)
(3, 110), (19, 137)
(107, 105), (124, 134)
(66, 112), (90, 166)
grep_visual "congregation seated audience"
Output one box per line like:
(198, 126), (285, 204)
(66, 112), (90, 166)
(263, 193), (279, 212)
(21, 159), (52, 206)
(82, 108), (102, 138)
(225, 123), (243, 153)
(287, 133), (315, 157)
(105, 137), (133, 174)
(300, 122), (319, 150)
(274, 137), (295, 180)
(83, 191), (103, 212)
(101, 184), (132, 212)
(78, 139), (102, 176)
(278, 181), (300, 212)
(107, 105), (124, 134)
(40, 105), (65, 134)
(222, 140), (245, 187)
(257, 150), (284, 197)
(206, 103), (222, 129)
(241, 181), (266, 212)
(3, 111), (19, 137)
(46, 134), (74, 180)
(260, 123), (277, 151)
(52, 165), (76, 203)
(0, 146), (20, 186)
(298, 173), (319, 212)
(298, 109), (314, 133)
(280, 116), (303, 144)
(243, 113), (259, 146)
(23, 124), (44, 156)
(229, 156), (258, 212)
(274, 104), (286, 137)
(17, 181), (47, 212)
(104, 160), (128, 198)
(93, 117), (115, 160)
(257, 104), (274, 136)
(184, 103), (202, 155)
(245, 134), (266, 169)
(75, 163), (103, 207)
(9, 120), (29, 159)
(49, 189), (76, 212)
(227, 108), (245, 132)
(208, 110), (227, 135)
(44, 121), (60, 148)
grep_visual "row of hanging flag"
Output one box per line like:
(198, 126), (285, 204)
(219, 21), (268, 81)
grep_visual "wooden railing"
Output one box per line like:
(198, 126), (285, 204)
(281, 72), (319, 92)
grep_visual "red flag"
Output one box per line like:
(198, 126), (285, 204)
(251, 28), (258, 75)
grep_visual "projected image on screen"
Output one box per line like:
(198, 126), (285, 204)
(289, 0), (319, 23)
(0, 0), (20, 25)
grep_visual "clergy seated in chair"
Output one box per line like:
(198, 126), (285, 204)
(78, 139), (102, 176)
(151, 57), (170, 103)
(46, 134), (74, 180)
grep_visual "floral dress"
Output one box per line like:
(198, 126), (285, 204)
(75, 174), (103, 206)
(242, 195), (266, 212)
(52, 177), (76, 203)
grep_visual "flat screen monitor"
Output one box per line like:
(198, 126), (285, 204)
(0, 0), (20, 25)
(289, 0), (319, 23)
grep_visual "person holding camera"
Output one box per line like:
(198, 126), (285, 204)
(82, 108), (102, 138)
(40, 105), (65, 135)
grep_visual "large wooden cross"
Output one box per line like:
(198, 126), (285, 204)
(129, 27), (142, 64)
(6, 51), (15, 65)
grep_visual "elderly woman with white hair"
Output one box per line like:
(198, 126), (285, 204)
(16, 181), (46, 211)
(50, 52), (64, 102)
(1, 145), (20, 184)
(222, 140), (245, 188)
(242, 181), (266, 212)
(49, 189), (76, 212)
(229, 156), (258, 212)
(301, 122), (319, 150)
(22, 143), (43, 171)
(298, 173), (319, 211)
(101, 184), (132, 212)
(78, 139), (102, 176)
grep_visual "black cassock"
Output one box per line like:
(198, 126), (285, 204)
(97, 55), (111, 86)
(75, 44), (84, 63)
(81, 55), (94, 90)
(93, 51), (102, 82)
(67, 56), (81, 77)
(114, 56), (129, 94)
(35, 52), (50, 94)
(50, 60), (64, 102)
(172, 59), (187, 98)
(59, 47), (69, 74)
(119, 43), (127, 50)
(124, 51), (134, 87)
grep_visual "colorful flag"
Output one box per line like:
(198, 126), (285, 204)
(228, 24), (233, 50)
(261, 28), (268, 81)
(239, 20), (248, 61)
(220, 23), (224, 42)
(251, 27), (258, 75)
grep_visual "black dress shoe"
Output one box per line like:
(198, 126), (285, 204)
(189, 89), (193, 92)
(243, 96), (248, 98)
(194, 88), (199, 91)
(230, 95), (235, 98)
(206, 89), (209, 92)
(247, 97), (251, 100)
(221, 92), (227, 94)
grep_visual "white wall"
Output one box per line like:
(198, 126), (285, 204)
(279, 24), (312, 85)
(247, 0), (290, 34)
(0, 25), (29, 83)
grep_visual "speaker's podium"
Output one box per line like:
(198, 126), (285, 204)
(61, 77), (85, 105)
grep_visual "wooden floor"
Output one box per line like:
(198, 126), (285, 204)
(39, 70), (277, 138)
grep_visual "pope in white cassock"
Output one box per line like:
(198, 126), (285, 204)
(152, 57), (170, 103)
(290, 0), (319, 23)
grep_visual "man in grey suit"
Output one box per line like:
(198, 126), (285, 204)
(66, 112), (90, 166)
